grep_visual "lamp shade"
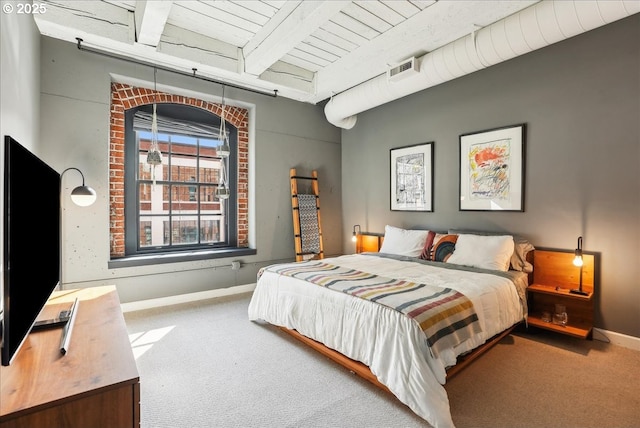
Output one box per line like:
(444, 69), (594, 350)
(61, 167), (97, 207)
(70, 185), (97, 207)
(217, 144), (230, 157)
(215, 186), (230, 200)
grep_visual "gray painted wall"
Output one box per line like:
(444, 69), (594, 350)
(1, 11), (41, 311)
(0, 11), (40, 148)
(37, 36), (341, 303)
(341, 15), (639, 338)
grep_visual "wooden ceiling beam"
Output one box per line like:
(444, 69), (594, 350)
(135, 0), (173, 47)
(242, 1), (348, 77)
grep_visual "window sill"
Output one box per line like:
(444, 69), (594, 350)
(108, 247), (257, 269)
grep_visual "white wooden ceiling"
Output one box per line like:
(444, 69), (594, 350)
(34, 1), (541, 103)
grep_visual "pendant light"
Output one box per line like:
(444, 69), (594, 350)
(216, 85), (231, 200)
(146, 67), (162, 185)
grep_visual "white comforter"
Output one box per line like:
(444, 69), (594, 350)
(248, 254), (525, 428)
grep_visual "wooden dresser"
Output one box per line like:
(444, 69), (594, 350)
(0, 286), (140, 428)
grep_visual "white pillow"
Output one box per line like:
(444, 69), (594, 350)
(448, 229), (534, 272)
(379, 225), (429, 258)
(446, 234), (514, 271)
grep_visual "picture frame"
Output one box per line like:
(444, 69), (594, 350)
(390, 142), (434, 212)
(459, 123), (525, 211)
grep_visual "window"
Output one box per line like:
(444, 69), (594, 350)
(108, 83), (252, 265)
(124, 103), (238, 256)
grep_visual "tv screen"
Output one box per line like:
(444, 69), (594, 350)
(1, 135), (61, 366)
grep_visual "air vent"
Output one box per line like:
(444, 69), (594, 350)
(387, 57), (419, 82)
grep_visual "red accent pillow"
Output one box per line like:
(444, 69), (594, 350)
(419, 231), (436, 260)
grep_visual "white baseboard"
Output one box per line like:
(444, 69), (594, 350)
(121, 283), (256, 313)
(593, 328), (640, 351)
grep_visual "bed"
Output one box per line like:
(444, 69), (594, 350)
(248, 226), (534, 428)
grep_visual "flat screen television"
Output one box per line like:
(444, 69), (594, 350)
(1, 135), (61, 366)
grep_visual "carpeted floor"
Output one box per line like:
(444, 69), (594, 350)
(124, 292), (640, 428)
(446, 328), (640, 428)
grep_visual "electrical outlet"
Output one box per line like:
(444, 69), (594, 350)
(231, 261), (241, 270)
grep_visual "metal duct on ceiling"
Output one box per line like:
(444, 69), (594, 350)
(324, 0), (640, 129)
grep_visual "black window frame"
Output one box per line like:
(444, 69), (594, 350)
(123, 103), (238, 257)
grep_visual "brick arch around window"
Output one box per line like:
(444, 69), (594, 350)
(109, 82), (249, 258)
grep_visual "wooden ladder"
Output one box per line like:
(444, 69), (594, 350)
(290, 168), (324, 262)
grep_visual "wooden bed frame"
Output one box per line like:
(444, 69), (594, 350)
(278, 322), (517, 393)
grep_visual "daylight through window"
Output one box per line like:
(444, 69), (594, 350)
(124, 103), (238, 255)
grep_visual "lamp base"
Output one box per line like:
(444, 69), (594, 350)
(569, 289), (589, 296)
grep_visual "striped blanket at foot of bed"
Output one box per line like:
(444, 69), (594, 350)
(263, 261), (482, 358)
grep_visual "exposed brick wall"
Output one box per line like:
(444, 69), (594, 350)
(109, 83), (249, 257)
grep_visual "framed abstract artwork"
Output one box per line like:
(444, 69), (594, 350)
(459, 124), (525, 211)
(390, 142), (434, 212)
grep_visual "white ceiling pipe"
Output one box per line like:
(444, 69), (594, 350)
(324, 0), (639, 129)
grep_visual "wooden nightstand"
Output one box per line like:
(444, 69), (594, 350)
(355, 232), (384, 253)
(527, 249), (598, 339)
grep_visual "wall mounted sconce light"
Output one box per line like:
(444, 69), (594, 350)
(570, 236), (588, 296)
(352, 224), (361, 242)
(62, 167), (97, 207)
(60, 167), (96, 290)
